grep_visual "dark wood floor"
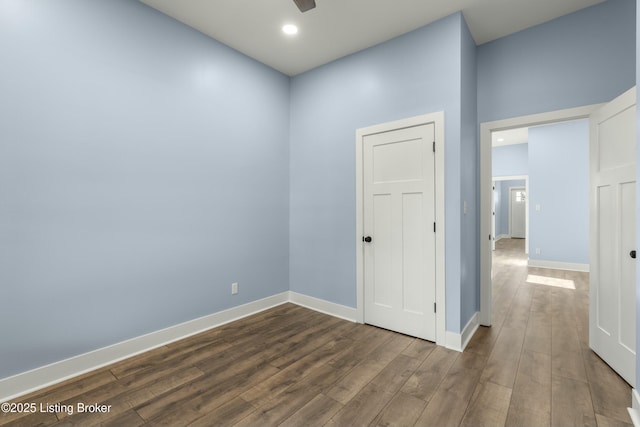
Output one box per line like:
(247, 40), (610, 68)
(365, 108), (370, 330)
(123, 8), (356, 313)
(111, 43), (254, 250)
(0, 238), (633, 426)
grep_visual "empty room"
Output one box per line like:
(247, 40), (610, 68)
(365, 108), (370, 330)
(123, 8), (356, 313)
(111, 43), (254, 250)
(0, 0), (638, 426)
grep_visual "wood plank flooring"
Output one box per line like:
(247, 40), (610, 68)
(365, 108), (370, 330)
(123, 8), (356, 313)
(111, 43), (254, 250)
(0, 238), (633, 426)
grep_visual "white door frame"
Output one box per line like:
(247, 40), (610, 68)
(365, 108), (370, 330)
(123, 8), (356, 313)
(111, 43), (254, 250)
(480, 104), (602, 326)
(356, 112), (446, 346)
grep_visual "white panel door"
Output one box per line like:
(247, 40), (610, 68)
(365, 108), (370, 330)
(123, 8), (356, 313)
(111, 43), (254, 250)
(363, 124), (436, 341)
(510, 187), (526, 239)
(589, 87), (636, 387)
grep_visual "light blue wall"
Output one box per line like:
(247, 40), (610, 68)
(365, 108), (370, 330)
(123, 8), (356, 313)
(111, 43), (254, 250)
(528, 120), (589, 264)
(289, 13), (471, 333)
(0, 0), (290, 379)
(478, 0), (636, 123)
(493, 144), (528, 177)
(495, 180), (526, 237)
(460, 18), (479, 331)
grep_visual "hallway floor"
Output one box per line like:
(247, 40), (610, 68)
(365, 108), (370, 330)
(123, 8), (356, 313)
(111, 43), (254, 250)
(471, 238), (632, 426)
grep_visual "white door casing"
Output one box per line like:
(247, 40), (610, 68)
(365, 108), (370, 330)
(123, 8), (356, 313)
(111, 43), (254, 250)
(480, 105), (602, 327)
(589, 86), (636, 387)
(510, 187), (526, 239)
(355, 112), (445, 346)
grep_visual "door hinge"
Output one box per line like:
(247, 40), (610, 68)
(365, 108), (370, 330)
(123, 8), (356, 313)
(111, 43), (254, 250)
(434, 222), (436, 232)
(432, 141), (436, 153)
(489, 234), (492, 241)
(434, 302), (437, 313)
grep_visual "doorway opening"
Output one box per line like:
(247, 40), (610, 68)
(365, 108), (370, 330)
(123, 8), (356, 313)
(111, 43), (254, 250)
(492, 176), (529, 251)
(481, 89), (637, 389)
(479, 104), (600, 327)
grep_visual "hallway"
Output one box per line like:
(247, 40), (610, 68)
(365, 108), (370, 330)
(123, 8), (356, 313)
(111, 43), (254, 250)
(468, 238), (632, 426)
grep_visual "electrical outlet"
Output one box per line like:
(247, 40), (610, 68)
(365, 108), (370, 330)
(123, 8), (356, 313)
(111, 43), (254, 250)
(535, 248), (541, 255)
(231, 282), (238, 295)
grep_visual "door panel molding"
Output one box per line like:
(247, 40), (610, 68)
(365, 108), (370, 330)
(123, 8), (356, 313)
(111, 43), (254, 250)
(589, 86), (636, 387)
(355, 112), (445, 346)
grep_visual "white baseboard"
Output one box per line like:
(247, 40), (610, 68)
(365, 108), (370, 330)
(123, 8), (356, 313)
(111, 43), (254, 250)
(2, 290), (456, 403)
(0, 292), (289, 403)
(629, 389), (640, 426)
(495, 234), (510, 241)
(288, 291), (357, 323)
(527, 259), (590, 272)
(445, 311), (479, 352)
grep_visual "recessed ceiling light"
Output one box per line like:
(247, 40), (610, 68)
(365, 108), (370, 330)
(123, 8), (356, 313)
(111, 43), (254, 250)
(497, 138), (505, 142)
(282, 24), (298, 35)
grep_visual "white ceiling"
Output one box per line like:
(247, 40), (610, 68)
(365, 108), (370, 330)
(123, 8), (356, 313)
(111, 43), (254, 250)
(492, 128), (529, 147)
(140, 0), (606, 76)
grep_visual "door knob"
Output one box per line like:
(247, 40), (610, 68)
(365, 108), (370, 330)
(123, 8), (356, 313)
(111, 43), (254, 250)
(363, 236), (372, 243)
(631, 250), (636, 259)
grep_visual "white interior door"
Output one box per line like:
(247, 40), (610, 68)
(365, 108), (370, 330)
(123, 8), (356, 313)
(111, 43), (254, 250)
(589, 87), (636, 387)
(510, 187), (526, 238)
(363, 123), (436, 341)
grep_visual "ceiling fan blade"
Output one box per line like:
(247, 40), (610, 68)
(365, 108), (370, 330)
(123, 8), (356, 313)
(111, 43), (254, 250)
(293, 0), (316, 12)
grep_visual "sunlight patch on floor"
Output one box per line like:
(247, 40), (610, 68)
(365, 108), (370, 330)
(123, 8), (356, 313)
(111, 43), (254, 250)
(526, 274), (576, 290)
